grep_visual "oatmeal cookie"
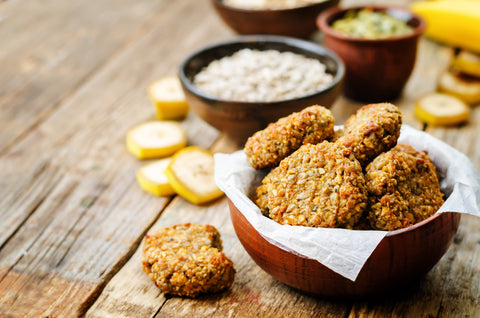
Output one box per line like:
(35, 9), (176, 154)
(336, 103), (402, 167)
(365, 144), (444, 231)
(142, 223), (235, 298)
(264, 141), (367, 229)
(244, 105), (335, 169)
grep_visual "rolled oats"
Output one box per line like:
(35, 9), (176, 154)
(193, 48), (334, 102)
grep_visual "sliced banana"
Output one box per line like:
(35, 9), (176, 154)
(414, 93), (470, 126)
(452, 50), (480, 79)
(137, 158), (175, 197)
(126, 121), (187, 159)
(437, 70), (480, 105)
(165, 146), (224, 205)
(148, 76), (189, 120)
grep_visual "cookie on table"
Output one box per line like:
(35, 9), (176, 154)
(365, 143), (444, 231)
(244, 105), (335, 170)
(142, 223), (235, 298)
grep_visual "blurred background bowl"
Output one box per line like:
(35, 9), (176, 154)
(178, 35), (344, 146)
(228, 199), (461, 298)
(317, 6), (426, 102)
(211, 0), (340, 38)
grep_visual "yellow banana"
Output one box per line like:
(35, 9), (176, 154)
(165, 146), (224, 205)
(414, 93), (470, 126)
(411, 1), (480, 53)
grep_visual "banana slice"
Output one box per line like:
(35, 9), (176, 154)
(148, 76), (189, 120)
(437, 70), (480, 105)
(414, 93), (470, 126)
(452, 50), (480, 79)
(126, 121), (187, 159)
(165, 146), (224, 205)
(137, 158), (175, 197)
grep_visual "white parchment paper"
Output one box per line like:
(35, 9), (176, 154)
(214, 125), (480, 281)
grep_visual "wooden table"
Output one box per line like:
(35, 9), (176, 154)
(1, 0), (479, 317)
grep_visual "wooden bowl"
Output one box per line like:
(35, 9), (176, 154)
(178, 35), (344, 146)
(317, 6), (426, 102)
(211, 0), (340, 38)
(228, 199), (461, 298)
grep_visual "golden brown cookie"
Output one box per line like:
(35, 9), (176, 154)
(336, 103), (402, 167)
(365, 144), (444, 231)
(142, 223), (235, 297)
(264, 141), (367, 229)
(244, 105), (335, 169)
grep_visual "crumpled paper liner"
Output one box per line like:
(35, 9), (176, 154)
(214, 124), (480, 281)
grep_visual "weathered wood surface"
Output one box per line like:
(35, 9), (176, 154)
(0, 0), (479, 317)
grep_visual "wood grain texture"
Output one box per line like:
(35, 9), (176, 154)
(1, 0), (479, 316)
(0, 0), (222, 316)
(0, 0), (172, 154)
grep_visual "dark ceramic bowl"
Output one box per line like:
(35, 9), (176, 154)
(178, 35), (344, 145)
(317, 6), (426, 102)
(228, 200), (461, 298)
(212, 0), (339, 38)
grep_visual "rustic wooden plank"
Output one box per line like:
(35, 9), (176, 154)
(0, 0), (170, 153)
(0, 0), (221, 248)
(0, 0), (223, 316)
(0, 155), (171, 317)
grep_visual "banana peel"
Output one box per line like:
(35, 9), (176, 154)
(411, 1), (480, 53)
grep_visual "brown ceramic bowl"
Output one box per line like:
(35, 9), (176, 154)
(212, 0), (339, 38)
(317, 6), (426, 102)
(228, 200), (461, 298)
(178, 35), (344, 145)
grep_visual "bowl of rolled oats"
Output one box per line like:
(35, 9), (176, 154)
(178, 35), (344, 145)
(211, 0), (339, 38)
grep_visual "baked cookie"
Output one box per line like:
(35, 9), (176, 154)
(142, 223), (235, 297)
(264, 141), (367, 229)
(244, 105), (335, 169)
(365, 144), (444, 231)
(336, 103), (402, 167)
